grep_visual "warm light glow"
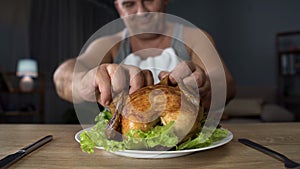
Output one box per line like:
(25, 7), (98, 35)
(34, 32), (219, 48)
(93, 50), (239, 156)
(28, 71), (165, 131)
(16, 58), (38, 78)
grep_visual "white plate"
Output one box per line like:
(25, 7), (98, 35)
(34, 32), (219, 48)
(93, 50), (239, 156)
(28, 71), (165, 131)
(75, 128), (233, 159)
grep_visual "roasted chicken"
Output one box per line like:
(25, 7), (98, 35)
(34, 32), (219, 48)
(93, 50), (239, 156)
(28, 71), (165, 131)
(106, 76), (204, 143)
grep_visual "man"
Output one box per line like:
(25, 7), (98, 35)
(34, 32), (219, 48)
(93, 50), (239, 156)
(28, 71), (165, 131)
(53, 0), (235, 109)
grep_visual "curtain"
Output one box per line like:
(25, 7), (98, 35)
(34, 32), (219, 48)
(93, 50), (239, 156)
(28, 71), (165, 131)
(28, 0), (118, 123)
(0, 0), (32, 71)
(29, 0), (118, 78)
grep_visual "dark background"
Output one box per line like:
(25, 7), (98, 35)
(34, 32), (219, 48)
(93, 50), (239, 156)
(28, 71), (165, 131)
(0, 0), (300, 123)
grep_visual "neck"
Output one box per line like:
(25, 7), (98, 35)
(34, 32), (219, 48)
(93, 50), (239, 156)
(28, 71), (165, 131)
(130, 34), (170, 52)
(129, 23), (172, 52)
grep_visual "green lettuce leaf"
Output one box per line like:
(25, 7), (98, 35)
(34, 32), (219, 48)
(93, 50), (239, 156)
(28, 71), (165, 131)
(80, 110), (178, 153)
(80, 109), (228, 153)
(124, 121), (178, 149)
(176, 128), (228, 150)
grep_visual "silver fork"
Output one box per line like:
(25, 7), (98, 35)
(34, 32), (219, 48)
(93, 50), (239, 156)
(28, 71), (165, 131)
(238, 138), (300, 169)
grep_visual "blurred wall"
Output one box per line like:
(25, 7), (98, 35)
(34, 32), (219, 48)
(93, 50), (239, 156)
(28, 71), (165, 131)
(0, 0), (31, 70)
(1, 0), (300, 123)
(0, 0), (117, 123)
(168, 0), (300, 86)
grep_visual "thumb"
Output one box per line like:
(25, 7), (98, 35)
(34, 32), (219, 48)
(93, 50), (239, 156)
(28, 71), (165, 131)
(158, 71), (170, 80)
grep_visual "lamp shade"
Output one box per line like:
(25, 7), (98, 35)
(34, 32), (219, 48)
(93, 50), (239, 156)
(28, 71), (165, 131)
(16, 58), (38, 78)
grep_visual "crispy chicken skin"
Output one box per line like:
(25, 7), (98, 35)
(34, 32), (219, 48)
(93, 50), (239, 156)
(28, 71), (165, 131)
(106, 76), (204, 142)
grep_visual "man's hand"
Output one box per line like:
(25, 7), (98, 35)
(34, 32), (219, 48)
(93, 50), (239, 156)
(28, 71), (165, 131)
(74, 64), (154, 107)
(159, 61), (211, 108)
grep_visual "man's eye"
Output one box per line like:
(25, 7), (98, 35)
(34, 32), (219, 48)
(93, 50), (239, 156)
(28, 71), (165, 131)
(123, 2), (134, 8)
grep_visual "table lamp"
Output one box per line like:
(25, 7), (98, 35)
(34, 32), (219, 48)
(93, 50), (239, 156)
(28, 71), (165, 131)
(16, 58), (38, 92)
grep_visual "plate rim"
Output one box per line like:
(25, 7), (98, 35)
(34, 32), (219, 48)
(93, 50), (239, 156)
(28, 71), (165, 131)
(75, 127), (233, 154)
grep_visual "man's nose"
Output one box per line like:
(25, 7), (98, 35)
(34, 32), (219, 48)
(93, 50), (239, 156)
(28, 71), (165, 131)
(136, 3), (148, 15)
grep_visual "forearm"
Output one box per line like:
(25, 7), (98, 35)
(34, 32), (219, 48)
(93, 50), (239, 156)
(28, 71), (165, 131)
(53, 59), (79, 103)
(190, 55), (235, 108)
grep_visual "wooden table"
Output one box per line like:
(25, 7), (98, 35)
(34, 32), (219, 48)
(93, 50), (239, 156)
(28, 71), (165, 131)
(0, 123), (299, 169)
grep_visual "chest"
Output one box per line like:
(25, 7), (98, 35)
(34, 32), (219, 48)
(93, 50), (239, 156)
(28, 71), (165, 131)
(129, 35), (172, 58)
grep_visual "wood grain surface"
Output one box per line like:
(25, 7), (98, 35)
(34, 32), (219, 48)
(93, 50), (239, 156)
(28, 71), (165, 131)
(0, 123), (299, 169)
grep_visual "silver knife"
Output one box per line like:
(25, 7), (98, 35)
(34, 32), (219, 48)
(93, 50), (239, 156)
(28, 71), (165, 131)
(0, 135), (53, 169)
(238, 138), (300, 169)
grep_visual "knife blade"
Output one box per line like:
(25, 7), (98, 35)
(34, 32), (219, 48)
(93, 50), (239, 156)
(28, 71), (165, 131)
(238, 138), (287, 162)
(0, 135), (53, 169)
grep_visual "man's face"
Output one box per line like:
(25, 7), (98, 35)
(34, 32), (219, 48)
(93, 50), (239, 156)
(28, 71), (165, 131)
(115, 0), (168, 16)
(115, 0), (168, 35)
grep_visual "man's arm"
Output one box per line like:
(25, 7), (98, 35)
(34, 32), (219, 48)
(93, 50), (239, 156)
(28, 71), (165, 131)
(159, 27), (235, 109)
(53, 59), (77, 102)
(53, 35), (118, 103)
(190, 30), (236, 103)
(191, 30), (236, 103)
(53, 33), (154, 106)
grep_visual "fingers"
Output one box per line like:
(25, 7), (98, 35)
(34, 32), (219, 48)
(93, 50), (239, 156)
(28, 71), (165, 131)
(142, 70), (154, 86)
(97, 64), (130, 106)
(158, 71), (170, 80)
(198, 77), (210, 95)
(168, 61), (211, 109)
(169, 61), (196, 84)
(125, 65), (146, 94)
(95, 65), (112, 106)
(94, 64), (155, 106)
(182, 67), (206, 90)
(169, 61), (208, 90)
(80, 64), (155, 107)
(107, 64), (127, 95)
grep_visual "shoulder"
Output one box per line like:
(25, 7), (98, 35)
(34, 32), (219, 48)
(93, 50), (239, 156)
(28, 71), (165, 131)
(76, 31), (125, 66)
(181, 25), (216, 46)
(180, 25), (218, 67)
(85, 31), (123, 54)
(81, 31), (125, 63)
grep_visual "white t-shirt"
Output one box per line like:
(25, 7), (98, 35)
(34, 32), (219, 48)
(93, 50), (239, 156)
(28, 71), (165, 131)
(122, 47), (182, 84)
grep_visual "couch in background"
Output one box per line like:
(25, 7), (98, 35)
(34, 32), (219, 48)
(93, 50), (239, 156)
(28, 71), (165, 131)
(222, 86), (295, 123)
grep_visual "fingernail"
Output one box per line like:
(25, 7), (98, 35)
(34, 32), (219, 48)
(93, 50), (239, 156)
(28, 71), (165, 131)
(105, 101), (110, 106)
